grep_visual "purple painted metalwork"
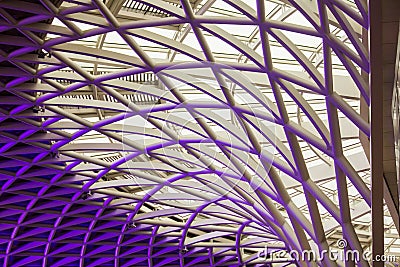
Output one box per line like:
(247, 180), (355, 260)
(0, 0), (397, 267)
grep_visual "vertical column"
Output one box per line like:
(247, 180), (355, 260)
(369, 0), (384, 266)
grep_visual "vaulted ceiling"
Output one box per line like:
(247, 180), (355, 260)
(0, 0), (398, 266)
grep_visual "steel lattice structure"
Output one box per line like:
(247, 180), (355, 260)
(0, 0), (398, 266)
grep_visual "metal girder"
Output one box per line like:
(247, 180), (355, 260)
(0, 0), (398, 266)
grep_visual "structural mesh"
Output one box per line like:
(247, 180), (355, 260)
(0, 0), (385, 266)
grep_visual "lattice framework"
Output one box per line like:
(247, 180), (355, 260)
(0, 0), (398, 266)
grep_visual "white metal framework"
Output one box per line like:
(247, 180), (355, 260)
(0, 0), (398, 266)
